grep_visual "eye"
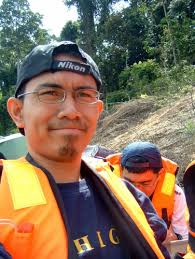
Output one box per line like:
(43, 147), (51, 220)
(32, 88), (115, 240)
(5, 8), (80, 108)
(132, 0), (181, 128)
(38, 88), (64, 103)
(39, 89), (59, 96)
(142, 182), (152, 187)
(78, 89), (96, 98)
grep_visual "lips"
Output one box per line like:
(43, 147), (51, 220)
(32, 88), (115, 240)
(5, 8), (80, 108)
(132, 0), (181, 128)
(49, 123), (87, 133)
(48, 119), (86, 129)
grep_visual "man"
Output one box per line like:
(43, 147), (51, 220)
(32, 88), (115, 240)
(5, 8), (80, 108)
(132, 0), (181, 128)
(120, 141), (188, 242)
(182, 161), (195, 258)
(0, 41), (168, 259)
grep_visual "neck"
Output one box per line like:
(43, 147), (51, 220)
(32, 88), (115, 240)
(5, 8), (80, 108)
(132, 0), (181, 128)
(27, 152), (82, 183)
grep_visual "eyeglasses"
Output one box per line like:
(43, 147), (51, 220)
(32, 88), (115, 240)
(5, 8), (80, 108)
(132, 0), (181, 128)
(17, 87), (101, 105)
(125, 175), (159, 188)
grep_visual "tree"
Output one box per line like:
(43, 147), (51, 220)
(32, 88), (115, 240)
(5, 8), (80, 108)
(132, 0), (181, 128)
(63, 0), (97, 56)
(0, 0), (51, 135)
(96, 2), (150, 93)
(63, 0), (120, 57)
(60, 21), (81, 42)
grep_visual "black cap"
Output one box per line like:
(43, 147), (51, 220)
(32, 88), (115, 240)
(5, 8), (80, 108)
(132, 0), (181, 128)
(121, 141), (163, 169)
(15, 41), (102, 97)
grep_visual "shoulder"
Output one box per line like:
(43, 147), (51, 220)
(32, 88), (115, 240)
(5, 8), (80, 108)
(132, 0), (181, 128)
(174, 184), (185, 196)
(123, 179), (142, 197)
(174, 184), (186, 205)
(123, 179), (152, 206)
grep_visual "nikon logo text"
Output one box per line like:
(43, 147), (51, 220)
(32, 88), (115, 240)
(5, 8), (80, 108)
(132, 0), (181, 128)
(57, 61), (86, 73)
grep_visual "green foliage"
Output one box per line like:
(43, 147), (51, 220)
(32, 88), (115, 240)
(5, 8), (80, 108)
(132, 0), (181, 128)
(63, 0), (95, 56)
(103, 5), (148, 65)
(0, 89), (16, 135)
(0, 0), (51, 135)
(119, 60), (161, 97)
(62, 0), (194, 96)
(61, 0), (195, 99)
(60, 21), (81, 42)
(183, 120), (195, 136)
(118, 59), (195, 98)
(130, 60), (160, 83)
(97, 45), (126, 93)
(62, 0), (121, 57)
(106, 90), (130, 104)
(160, 15), (195, 66)
(0, 0), (50, 62)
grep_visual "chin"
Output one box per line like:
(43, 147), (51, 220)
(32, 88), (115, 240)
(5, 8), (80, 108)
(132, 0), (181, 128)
(59, 146), (76, 156)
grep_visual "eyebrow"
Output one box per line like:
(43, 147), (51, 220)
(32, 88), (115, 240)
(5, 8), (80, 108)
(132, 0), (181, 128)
(76, 85), (96, 90)
(36, 83), (97, 91)
(36, 83), (62, 89)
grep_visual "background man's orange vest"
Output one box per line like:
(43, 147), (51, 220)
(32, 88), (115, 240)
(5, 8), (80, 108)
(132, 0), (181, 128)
(106, 154), (178, 226)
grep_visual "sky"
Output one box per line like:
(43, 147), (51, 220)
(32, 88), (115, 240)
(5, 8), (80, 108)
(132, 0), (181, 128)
(29, 0), (78, 36)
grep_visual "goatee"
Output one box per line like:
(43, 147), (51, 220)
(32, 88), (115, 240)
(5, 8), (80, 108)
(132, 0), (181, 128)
(58, 136), (79, 161)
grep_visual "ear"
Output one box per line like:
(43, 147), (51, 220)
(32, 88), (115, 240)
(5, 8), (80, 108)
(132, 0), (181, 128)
(7, 97), (25, 128)
(97, 100), (103, 113)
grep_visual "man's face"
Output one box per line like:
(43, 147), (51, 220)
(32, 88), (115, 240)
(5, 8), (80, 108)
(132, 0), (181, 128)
(9, 55), (103, 162)
(123, 169), (160, 197)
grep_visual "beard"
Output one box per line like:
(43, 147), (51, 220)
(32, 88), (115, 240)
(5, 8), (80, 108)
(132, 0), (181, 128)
(57, 135), (80, 162)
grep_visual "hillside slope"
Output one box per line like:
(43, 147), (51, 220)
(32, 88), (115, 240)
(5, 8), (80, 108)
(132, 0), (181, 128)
(92, 93), (195, 182)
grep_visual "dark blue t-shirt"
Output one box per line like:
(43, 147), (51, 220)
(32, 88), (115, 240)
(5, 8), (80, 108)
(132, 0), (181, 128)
(0, 243), (11, 259)
(57, 179), (130, 258)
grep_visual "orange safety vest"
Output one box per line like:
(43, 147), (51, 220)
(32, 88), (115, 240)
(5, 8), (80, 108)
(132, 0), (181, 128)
(152, 157), (178, 227)
(0, 158), (68, 259)
(106, 154), (178, 227)
(105, 153), (122, 177)
(0, 158), (165, 259)
(183, 160), (195, 258)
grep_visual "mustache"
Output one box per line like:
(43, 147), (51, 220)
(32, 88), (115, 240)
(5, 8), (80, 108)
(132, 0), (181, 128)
(48, 120), (88, 131)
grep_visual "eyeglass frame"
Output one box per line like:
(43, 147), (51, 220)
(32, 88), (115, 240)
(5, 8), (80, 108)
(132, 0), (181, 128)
(124, 172), (160, 188)
(17, 87), (102, 105)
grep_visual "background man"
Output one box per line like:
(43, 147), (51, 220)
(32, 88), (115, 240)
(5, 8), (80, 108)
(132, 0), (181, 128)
(0, 41), (168, 258)
(121, 141), (188, 242)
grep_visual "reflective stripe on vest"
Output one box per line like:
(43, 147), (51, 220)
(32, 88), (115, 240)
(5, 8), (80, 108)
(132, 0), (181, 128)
(183, 249), (195, 259)
(96, 162), (165, 259)
(152, 157), (178, 226)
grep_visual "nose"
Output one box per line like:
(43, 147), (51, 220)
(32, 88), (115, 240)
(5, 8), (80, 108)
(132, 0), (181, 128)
(57, 93), (81, 120)
(133, 183), (144, 191)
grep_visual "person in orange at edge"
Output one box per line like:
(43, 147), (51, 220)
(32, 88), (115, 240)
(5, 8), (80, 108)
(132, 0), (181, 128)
(119, 141), (188, 244)
(0, 41), (169, 259)
(181, 161), (195, 259)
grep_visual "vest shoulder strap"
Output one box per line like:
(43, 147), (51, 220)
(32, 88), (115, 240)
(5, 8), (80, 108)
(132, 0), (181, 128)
(0, 159), (3, 182)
